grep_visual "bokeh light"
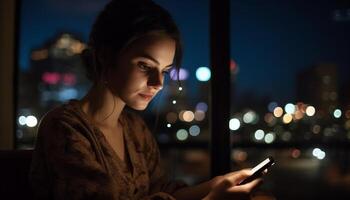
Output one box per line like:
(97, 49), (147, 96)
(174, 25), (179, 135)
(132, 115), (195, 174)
(170, 68), (189, 81)
(284, 103), (296, 114)
(189, 125), (201, 136)
(196, 67), (211, 82)
(333, 109), (342, 118)
(26, 115), (38, 127)
(273, 107), (283, 118)
(306, 106), (316, 116)
(183, 111), (195, 122)
(18, 116), (27, 126)
(282, 114), (293, 124)
(264, 132), (275, 143)
(176, 129), (189, 141)
(291, 148), (301, 158)
(229, 118), (241, 131)
(268, 102), (278, 113)
(196, 102), (208, 112)
(194, 110), (205, 121)
(254, 129), (265, 141)
(312, 148), (326, 160)
(243, 111), (257, 124)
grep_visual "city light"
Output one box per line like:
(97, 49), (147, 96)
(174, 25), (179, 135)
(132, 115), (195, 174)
(42, 72), (60, 85)
(273, 107), (283, 118)
(232, 150), (248, 162)
(194, 110), (205, 121)
(283, 114), (293, 124)
(196, 67), (211, 82)
(294, 110), (304, 120)
(62, 73), (77, 86)
(183, 111), (195, 122)
(243, 111), (257, 124)
(176, 129), (189, 141)
(333, 109), (342, 118)
(306, 106), (316, 116)
(229, 118), (241, 131)
(264, 113), (276, 126)
(312, 148), (326, 160)
(196, 102), (208, 112)
(172, 100), (177, 105)
(58, 88), (78, 101)
(18, 116), (27, 126)
(178, 87), (183, 91)
(264, 132), (275, 143)
(291, 148), (301, 158)
(268, 102), (278, 112)
(167, 123), (171, 128)
(285, 103), (296, 114)
(170, 68), (189, 81)
(254, 129), (265, 140)
(189, 125), (201, 136)
(179, 110), (185, 121)
(26, 115), (38, 127)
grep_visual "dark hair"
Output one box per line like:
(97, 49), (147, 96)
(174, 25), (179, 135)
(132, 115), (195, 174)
(81, 0), (183, 83)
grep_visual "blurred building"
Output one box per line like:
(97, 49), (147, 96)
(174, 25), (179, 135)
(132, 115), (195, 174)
(17, 33), (90, 148)
(297, 64), (339, 118)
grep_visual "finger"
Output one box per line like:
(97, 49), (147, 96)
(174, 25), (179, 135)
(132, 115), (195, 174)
(225, 169), (254, 185)
(230, 178), (263, 193)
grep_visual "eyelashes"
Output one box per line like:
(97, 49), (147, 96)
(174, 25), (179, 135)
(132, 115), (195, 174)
(138, 63), (171, 75)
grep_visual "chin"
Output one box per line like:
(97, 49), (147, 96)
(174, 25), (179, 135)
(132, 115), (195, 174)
(128, 102), (149, 111)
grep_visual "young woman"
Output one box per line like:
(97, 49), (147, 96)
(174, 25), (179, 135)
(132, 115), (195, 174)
(29, 0), (262, 199)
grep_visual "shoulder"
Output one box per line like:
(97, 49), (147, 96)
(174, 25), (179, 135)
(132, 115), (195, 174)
(37, 100), (92, 140)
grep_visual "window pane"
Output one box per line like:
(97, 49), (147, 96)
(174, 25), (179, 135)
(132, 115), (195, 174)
(230, 1), (350, 199)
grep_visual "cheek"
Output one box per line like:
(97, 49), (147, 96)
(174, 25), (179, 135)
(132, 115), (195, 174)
(111, 68), (147, 93)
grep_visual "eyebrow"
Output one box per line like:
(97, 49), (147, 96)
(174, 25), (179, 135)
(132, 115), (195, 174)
(139, 53), (174, 69)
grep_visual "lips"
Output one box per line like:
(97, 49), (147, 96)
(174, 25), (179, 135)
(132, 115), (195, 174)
(139, 93), (154, 100)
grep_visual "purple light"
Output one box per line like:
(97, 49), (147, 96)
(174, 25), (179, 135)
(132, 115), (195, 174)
(170, 68), (189, 81)
(196, 102), (208, 112)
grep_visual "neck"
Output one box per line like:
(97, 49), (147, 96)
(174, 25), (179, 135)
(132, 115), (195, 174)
(80, 82), (126, 129)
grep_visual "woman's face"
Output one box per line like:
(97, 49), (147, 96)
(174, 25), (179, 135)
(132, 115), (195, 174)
(106, 34), (176, 110)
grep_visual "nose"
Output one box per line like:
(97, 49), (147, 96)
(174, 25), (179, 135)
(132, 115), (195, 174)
(148, 70), (164, 90)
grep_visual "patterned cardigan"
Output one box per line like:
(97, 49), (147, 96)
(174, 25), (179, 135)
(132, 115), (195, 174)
(29, 100), (186, 200)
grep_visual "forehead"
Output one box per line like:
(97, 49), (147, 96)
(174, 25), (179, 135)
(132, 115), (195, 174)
(121, 33), (176, 62)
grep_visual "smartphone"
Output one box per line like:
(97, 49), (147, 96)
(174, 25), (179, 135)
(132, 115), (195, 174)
(238, 156), (275, 185)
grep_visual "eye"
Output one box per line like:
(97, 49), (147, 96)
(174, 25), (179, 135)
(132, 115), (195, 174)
(138, 63), (152, 71)
(162, 66), (173, 75)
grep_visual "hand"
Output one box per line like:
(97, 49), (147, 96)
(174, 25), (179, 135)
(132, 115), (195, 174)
(203, 169), (262, 200)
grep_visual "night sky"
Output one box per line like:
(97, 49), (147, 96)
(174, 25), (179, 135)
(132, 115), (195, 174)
(19, 0), (350, 104)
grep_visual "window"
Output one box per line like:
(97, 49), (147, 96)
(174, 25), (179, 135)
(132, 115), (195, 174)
(230, 1), (350, 199)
